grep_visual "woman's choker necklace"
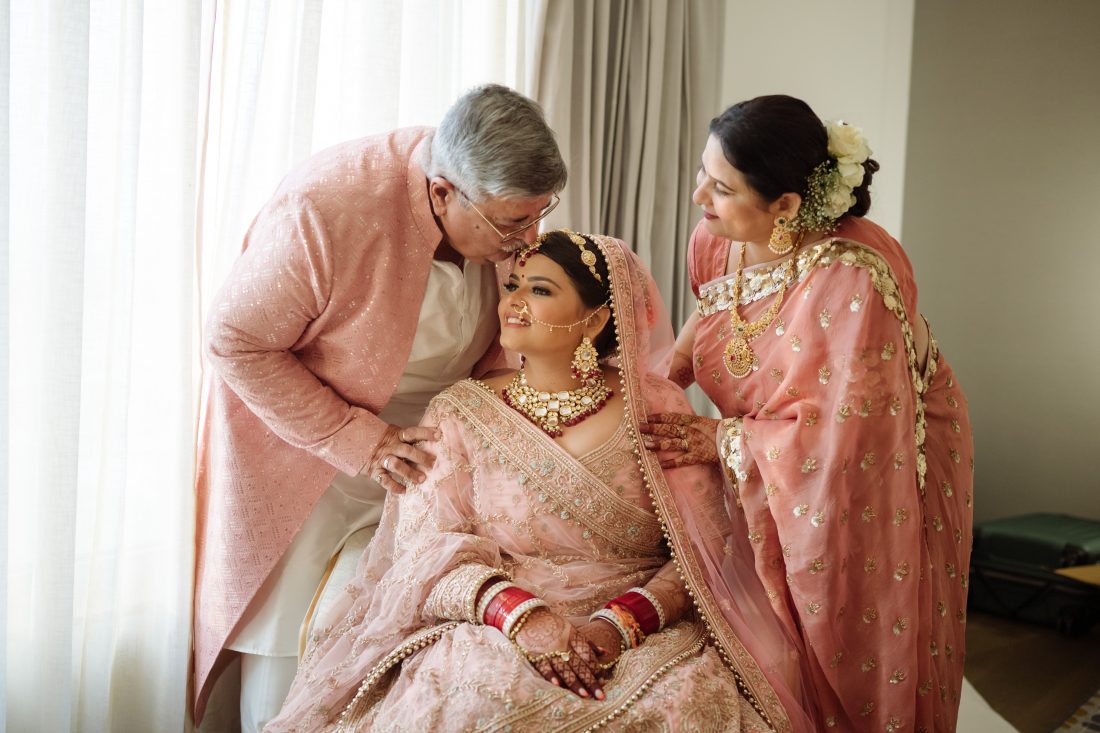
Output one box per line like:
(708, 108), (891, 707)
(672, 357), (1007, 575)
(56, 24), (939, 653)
(501, 370), (612, 437)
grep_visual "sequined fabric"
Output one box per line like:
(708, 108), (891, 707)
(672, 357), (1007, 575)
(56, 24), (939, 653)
(264, 237), (796, 733)
(690, 216), (974, 733)
(192, 127), (506, 719)
(266, 382), (769, 733)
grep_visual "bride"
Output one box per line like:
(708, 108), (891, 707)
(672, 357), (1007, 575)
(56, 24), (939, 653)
(265, 231), (814, 732)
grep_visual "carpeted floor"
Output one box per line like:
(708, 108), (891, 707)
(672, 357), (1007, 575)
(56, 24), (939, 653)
(965, 610), (1100, 732)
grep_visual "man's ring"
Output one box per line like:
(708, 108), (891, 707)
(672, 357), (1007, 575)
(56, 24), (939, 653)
(384, 456), (393, 471)
(373, 473), (385, 483)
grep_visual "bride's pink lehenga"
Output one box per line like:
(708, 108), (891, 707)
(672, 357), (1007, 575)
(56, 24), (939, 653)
(265, 237), (815, 733)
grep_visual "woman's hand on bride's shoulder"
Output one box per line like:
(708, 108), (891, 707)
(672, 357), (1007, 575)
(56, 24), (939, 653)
(513, 607), (605, 700)
(639, 412), (720, 468)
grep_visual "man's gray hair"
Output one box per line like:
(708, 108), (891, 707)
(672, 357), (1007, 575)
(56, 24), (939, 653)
(429, 84), (567, 201)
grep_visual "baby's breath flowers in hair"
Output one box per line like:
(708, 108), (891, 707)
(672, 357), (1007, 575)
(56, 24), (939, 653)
(794, 121), (872, 233)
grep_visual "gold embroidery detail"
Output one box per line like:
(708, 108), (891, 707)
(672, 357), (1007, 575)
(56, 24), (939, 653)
(894, 452), (905, 470)
(890, 395), (903, 415)
(892, 617), (910, 635)
(818, 366), (831, 384)
(950, 448), (961, 464)
(932, 515), (944, 532)
(860, 451), (876, 470)
(894, 562), (911, 581)
(790, 335), (801, 352)
(850, 293), (864, 312)
(836, 403), (851, 422)
(860, 702), (875, 717)
(819, 308), (832, 328)
(829, 652), (843, 668)
(801, 457), (818, 473)
(947, 395), (959, 408)
(794, 504), (809, 518)
(804, 412), (818, 426)
(892, 508), (909, 526)
(811, 511), (825, 528)
(881, 342), (897, 361)
(770, 368), (784, 382)
(865, 558), (878, 573)
(862, 608), (879, 623)
(942, 481), (954, 497)
(767, 446), (781, 460)
(808, 558), (826, 574)
(861, 506), (877, 522)
(951, 418), (961, 433)
(807, 601), (822, 615)
(890, 670), (907, 685)
(860, 657), (878, 672)
(786, 386), (800, 397)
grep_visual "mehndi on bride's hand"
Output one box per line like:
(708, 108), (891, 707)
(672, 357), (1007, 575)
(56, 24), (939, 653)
(512, 607), (605, 700)
(575, 620), (624, 670)
(638, 412), (720, 468)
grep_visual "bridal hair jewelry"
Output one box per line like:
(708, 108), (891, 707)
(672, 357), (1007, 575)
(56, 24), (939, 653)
(517, 229), (602, 282)
(502, 370), (612, 437)
(768, 216), (795, 255)
(570, 336), (600, 381)
(722, 243), (798, 378)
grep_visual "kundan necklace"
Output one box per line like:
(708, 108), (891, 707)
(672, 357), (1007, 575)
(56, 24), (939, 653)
(723, 243), (799, 378)
(502, 370), (612, 437)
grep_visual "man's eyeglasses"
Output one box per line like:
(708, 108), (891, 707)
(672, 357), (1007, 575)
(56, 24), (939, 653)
(455, 187), (560, 250)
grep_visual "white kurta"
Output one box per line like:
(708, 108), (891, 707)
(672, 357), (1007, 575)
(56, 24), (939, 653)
(228, 260), (499, 656)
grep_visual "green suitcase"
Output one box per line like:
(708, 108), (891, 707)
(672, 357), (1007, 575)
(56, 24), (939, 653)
(969, 513), (1100, 636)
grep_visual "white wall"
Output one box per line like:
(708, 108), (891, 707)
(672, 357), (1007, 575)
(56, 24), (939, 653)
(721, 0), (915, 238)
(904, 0), (1100, 521)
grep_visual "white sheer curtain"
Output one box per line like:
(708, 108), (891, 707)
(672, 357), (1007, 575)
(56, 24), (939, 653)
(3, 1), (544, 731)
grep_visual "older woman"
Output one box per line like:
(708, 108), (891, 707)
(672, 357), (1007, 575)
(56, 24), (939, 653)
(265, 231), (814, 732)
(644, 95), (974, 732)
(195, 84), (566, 729)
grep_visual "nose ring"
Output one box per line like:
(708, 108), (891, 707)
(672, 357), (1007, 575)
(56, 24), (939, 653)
(511, 300), (530, 315)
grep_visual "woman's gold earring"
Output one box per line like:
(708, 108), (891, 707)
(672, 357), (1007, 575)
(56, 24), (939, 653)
(768, 216), (795, 255)
(570, 336), (600, 382)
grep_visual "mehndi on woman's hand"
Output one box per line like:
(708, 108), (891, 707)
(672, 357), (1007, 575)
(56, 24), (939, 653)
(512, 607), (605, 700)
(638, 412), (720, 468)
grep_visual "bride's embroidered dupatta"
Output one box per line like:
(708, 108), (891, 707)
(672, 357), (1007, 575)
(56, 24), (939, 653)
(266, 237), (811, 732)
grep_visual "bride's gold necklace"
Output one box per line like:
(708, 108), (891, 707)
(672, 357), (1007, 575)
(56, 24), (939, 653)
(722, 243), (799, 378)
(502, 370), (612, 438)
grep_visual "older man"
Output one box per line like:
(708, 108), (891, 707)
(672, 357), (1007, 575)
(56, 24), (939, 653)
(193, 84), (566, 729)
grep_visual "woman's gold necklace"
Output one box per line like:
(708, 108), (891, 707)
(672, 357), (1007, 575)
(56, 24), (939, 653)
(502, 370), (612, 438)
(722, 243), (799, 378)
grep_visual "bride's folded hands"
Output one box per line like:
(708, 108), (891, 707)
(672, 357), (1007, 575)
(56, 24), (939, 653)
(512, 607), (606, 700)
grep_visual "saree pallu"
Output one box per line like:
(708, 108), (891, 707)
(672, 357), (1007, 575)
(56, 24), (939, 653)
(689, 217), (974, 733)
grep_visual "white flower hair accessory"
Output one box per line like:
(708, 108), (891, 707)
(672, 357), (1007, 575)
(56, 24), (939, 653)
(795, 120), (872, 232)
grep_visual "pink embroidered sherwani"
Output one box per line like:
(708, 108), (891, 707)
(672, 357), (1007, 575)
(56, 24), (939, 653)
(689, 217), (974, 732)
(193, 127), (504, 719)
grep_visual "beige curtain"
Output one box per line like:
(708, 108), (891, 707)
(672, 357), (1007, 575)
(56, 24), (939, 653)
(533, 0), (724, 328)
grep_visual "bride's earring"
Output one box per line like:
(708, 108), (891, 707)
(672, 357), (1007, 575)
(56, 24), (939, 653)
(768, 216), (795, 255)
(570, 336), (600, 382)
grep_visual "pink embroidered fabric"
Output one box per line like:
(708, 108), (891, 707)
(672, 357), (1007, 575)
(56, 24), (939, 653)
(192, 127), (506, 719)
(689, 216), (975, 732)
(264, 238), (809, 732)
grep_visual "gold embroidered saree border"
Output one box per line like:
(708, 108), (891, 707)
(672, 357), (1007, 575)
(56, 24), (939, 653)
(437, 379), (662, 557)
